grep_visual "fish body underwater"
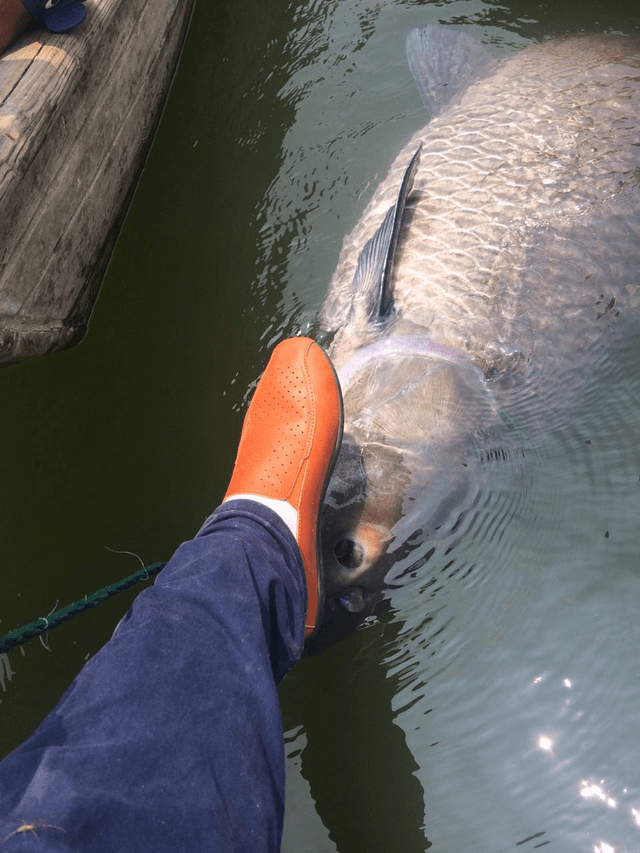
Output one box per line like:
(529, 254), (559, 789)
(310, 25), (640, 650)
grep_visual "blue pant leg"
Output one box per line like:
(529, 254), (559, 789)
(0, 500), (306, 853)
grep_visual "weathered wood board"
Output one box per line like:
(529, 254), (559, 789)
(0, 0), (194, 365)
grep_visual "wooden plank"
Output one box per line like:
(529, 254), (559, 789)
(0, 0), (194, 365)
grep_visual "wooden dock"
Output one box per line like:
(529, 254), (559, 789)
(0, 0), (194, 365)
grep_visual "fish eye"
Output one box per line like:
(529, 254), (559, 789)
(334, 537), (364, 569)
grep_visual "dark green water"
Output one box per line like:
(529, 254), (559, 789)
(1, 1), (639, 851)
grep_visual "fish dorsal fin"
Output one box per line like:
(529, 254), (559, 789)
(351, 144), (421, 326)
(406, 24), (497, 119)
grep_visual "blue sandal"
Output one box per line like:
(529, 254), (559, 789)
(20, 0), (86, 33)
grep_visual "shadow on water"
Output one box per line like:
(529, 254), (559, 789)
(280, 617), (430, 853)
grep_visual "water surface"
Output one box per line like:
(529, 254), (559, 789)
(1, 1), (639, 851)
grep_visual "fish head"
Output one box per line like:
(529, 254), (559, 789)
(308, 342), (493, 652)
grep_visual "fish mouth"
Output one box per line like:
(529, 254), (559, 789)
(304, 584), (385, 655)
(337, 584), (383, 614)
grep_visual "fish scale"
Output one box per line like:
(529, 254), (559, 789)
(324, 31), (640, 375)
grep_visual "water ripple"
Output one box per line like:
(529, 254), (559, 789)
(372, 330), (640, 851)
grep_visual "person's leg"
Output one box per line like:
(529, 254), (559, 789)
(0, 337), (343, 852)
(0, 502), (304, 852)
(0, 0), (32, 53)
(0, 0), (86, 54)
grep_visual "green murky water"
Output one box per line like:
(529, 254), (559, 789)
(2, 1), (639, 850)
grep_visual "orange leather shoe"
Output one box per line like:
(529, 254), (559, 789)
(224, 337), (343, 639)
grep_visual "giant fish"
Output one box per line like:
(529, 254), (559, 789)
(310, 25), (640, 651)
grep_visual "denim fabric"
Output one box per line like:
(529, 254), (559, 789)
(0, 501), (306, 852)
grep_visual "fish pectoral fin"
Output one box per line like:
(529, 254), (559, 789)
(406, 24), (497, 119)
(350, 145), (421, 327)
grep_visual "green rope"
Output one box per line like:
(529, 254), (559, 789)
(0, 562), (167, 654)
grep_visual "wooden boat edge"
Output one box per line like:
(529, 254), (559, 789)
(0, 0), (195, 366)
